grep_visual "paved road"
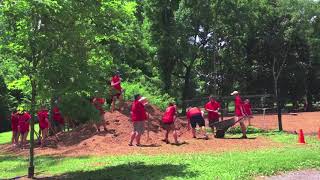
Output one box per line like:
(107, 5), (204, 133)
(257, 170), (320, 180)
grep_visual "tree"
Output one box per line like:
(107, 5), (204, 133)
(145, 0), (180, 93)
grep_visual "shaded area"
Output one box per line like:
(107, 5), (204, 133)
(38, 162), (197, 180)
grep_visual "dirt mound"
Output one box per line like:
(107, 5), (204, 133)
(0, 103), (280, 157)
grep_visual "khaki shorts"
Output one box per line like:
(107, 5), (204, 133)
(133, 121), (145, 134)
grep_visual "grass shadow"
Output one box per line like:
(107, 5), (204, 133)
(37, 162), (198, 180)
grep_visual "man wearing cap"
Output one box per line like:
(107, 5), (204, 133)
(129, 94), (148, 146)
(204, 96), (221, 136)
(231, 91), (247, 138)
(110, 71), (123, 112)
(187, 107), (208, 140)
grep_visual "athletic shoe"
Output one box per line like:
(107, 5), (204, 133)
(204, 135), (209, 140)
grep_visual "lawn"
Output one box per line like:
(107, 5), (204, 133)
(0, 132), (320, 179)
(0, 124), (40, 145)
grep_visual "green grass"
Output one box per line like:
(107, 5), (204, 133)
(0, 125), (40, 145)
(1, 133), (320, 179)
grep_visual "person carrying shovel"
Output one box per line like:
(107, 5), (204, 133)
(161, 102), (179, 144)
(129, 94), (148, 146)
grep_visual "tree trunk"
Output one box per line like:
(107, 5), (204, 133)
(274, 79), (283, 131)
(49, 96), (55, 135)
(163, 71), (172, 94)
(181, 67), (192, 115)
(28, 79), (36, 178)
(305, 67), (314, 111)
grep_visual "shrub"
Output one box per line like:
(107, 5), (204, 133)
(122, 81), (174, 111)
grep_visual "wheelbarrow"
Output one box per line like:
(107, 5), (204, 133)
(212, 117), (244, 138)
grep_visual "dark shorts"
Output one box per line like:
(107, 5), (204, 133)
(162, 122), (175, 131)
(190, 114), (205, 128)
(208, 119), (219, 128)
(112, 89), (122, 99)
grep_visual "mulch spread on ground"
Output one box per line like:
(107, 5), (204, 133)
(249, 112), (320, 135)
(0, 104), (283, 157)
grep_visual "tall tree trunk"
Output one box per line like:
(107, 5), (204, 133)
(274, 79), (283, 131)
(162, 71), (172, 93)
(28, 79), (36, 178)
(305, 67), (314, 111)
(181, 66), (192, 114)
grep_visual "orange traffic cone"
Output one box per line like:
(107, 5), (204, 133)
(318, 128), (320, 140)
(298, 129), (306, 144)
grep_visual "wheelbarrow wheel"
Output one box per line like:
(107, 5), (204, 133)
(214, 129), (226, 138)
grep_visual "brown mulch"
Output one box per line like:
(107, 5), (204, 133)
(0, 104), (281, 157)
(249, 112), (320, 135)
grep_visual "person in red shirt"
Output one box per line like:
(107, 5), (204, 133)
(243, 99), (253, 126)
(231, 91), (247, 138)
(11, 110), (19, 146)
(204, 96), (221, 136)
(52, 106), (64, 133)
(186, 107), (208, 140)
(129, 94), (147, 146)
(162, 102), (179, 144)
(17, 110), (31, 148)
(92, 97), (107, 132)
(110, 71), (123, 112)
(37, 106), (50, 147)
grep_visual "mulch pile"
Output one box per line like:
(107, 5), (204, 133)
(0, 103), (280, 157)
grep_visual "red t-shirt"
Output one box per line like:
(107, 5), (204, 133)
(18, 112), (31, 133)
(243, 103), (252, 115)
(235, 95), (244, 117)
(53, 107), (64, 124)
(11, 113), (19, 131)
(187, 107), (202, 119)
(93, 98), (105, 115)
(131, 100), (147, 122)
(111, 75), (122, 91)
(162, 105), (176, 124)
(204, 101), (220, 120)
(38, 110), (49, 129)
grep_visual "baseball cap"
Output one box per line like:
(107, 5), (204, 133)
(230, 91), (239, 96)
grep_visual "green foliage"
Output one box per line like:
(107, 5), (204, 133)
(227, 126), (268, 134)
(59, 94), (100, 123)
(123, 81), (174, 110)
(0, 76), (10, 132)
(0, 0), (153, 125)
